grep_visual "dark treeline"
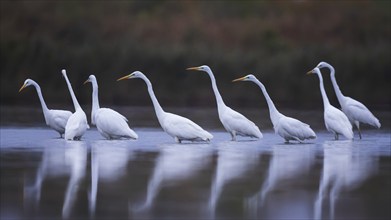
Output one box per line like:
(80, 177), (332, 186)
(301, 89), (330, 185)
(1, 1), (390, 110)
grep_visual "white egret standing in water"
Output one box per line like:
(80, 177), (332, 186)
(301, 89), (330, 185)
(316, 62), (381, 139)
(233, 74), (316, 143)
(186, 65), (262, 141)
(62, 69), (89, 140)
(117, 71), (213, 143)
(19, 79), (72, 137)
(307, 68), (353, 140)
(84, 75), (138, 140)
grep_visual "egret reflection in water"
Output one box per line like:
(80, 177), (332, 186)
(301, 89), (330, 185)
(62, 141), (88, 219)
(23, 140), (88, 219)
(314, 140), (378, 220)
(2, 128), (388, 220)
(24, 140), (67, 208)
(208, 141), (262, 216)
(245, 144), (316, 219)
(132, 144), (213, 212)
(89, 141), (134, 217)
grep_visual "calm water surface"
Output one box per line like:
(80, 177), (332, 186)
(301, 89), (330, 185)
(0, 127), (390, 220)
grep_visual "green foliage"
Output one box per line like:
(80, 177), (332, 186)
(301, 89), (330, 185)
(1, 1), (390, 109)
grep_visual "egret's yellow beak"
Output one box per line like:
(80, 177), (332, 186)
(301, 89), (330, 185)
(186, 66), (200, 71)
(83, 79), (90, 85)
(232, 76), (246, 82)
(306, 69), (315, 75)
(18, 83), (27, 93)
(117, 74), (132, 81)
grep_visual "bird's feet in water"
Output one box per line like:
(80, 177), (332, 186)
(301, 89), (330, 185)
(230, 132), (237, 141)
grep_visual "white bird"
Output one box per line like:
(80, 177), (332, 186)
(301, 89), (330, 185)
(307, 68), (353, 140)
(316, 62), (381, 139)
(117, 71), (213, 143)
(19, 79), (72, 137)
(233, 74), (316, 143)
(62, 69), (89, 140)
(186, 65), (262, 141)
(84, 75), (138, 140)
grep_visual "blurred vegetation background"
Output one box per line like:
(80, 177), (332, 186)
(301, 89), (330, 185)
(1, 1), (390, 111)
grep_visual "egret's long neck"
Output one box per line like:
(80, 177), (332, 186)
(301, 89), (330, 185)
(142, 76), (165, 117)
(205, 69), (226, 108)
(316, 71), (331, 108)
(63, 74), (82, 111)
(253, 79), (281, 125)
(32, 81), (50, 123)
(90, 80), (100, 124)
(326, 64), (345, 104)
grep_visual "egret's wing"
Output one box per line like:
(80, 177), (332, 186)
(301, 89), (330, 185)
(278, 117), (316, 140)
(220, 107), (261, 137)
(343, 97), (380, 127)
(325, 106), (353, 139)
(325, 107), (351, 129)
(51, 110), (72, 128)
(95, 108), (135, 137)
(65, 113), (84, 133)
(164, 113), (212, 139)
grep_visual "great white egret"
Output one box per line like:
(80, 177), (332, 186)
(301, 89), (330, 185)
(84, 75), (138, 140)
(233, 74), (316, 143)
(117, 71), (213, 143)
(186, 65), (262, 141)
(62, 69), (89, 140)
(316, 62), (381, 139)
(307, 68), (353, 140)
(19, 79), (72, 137)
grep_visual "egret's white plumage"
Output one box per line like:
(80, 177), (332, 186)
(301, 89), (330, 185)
(117, 71), (212, 143)
(84, 75), (138, 140)
(316, 62), (381, 139)
(19, 79), (72, 137)
(62, 69), (89, 140)
(307, 68), (353, 140)
(186, 65), (262, 141)
(233, 74), (316, 143)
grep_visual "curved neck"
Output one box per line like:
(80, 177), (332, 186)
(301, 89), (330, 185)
(63, 73), (82, 110)
(32, 81), (50, 122)
(326, 64), (345, 104)
(141, 76), (165, 117)
(315, 71), (331, 108)
(253, 79), (281, 125)
(90, 80), (100, 124)
(205, 69), (226, 108)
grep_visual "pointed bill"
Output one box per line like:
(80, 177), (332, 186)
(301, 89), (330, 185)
(232, 76), (247, 82)
(18, 83), (27, 93)
(117, 74), (132, 81)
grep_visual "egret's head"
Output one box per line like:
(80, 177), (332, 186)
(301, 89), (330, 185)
(186, 65), (211, 73)
(232, 74), (256, 82)
(307, 67), (320, 75)
(316, 62), (328, 69)
(19, 79), (33, 92)
(117, 71), (144, 81)
(83, 75), (96, 85)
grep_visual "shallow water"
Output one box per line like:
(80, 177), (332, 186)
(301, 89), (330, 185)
(0, 127), (390, 220)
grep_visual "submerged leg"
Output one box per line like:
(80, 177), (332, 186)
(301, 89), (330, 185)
(230, 131), (237, 141)
(174, 137), (181, 143)
(334, 133), (339, 140)
(355, 121), (362, 139)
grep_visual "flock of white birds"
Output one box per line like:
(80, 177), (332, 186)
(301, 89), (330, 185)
(18, 62), (380, 143)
